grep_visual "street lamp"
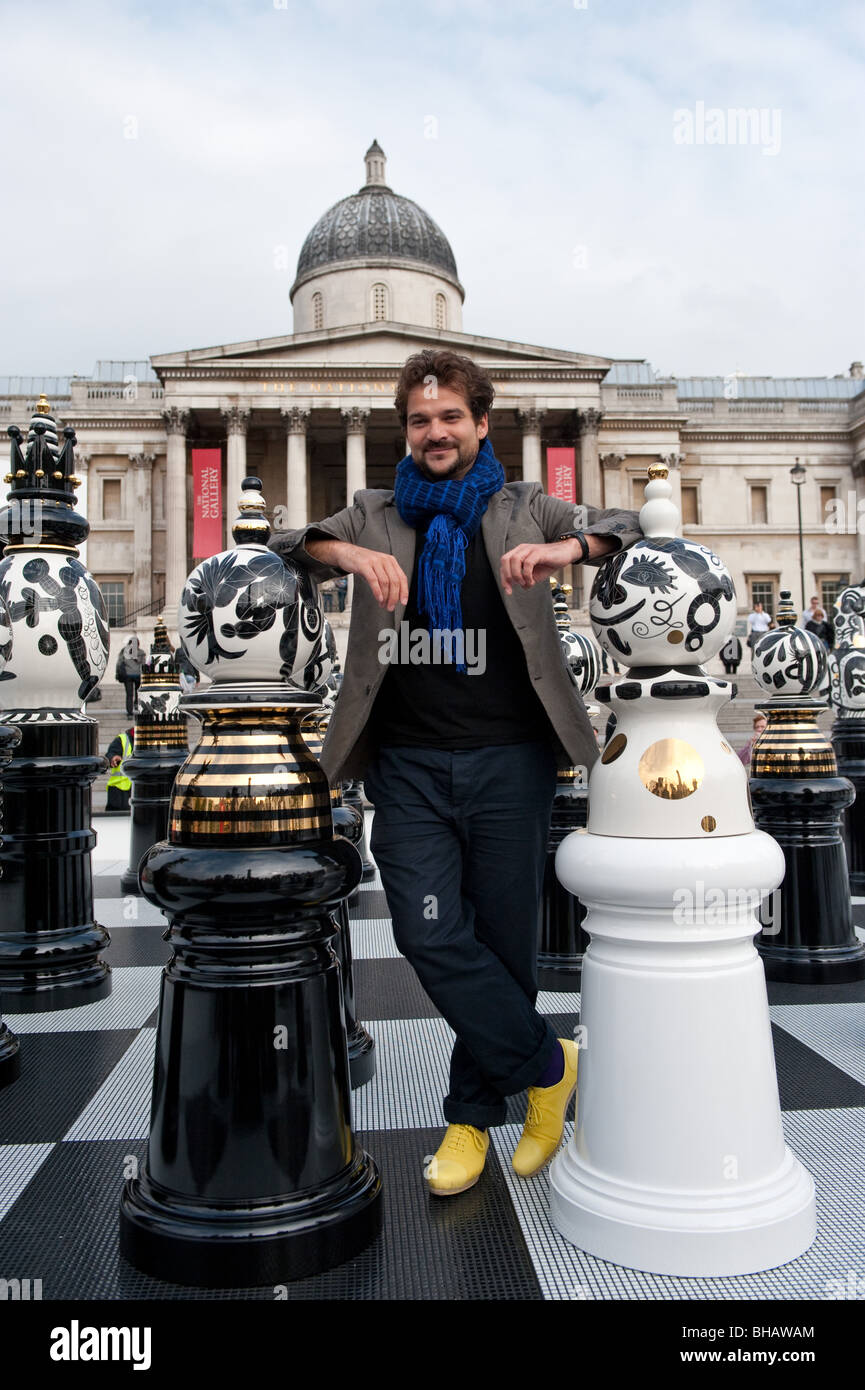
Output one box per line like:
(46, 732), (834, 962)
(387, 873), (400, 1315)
(790, 457), (807, 612)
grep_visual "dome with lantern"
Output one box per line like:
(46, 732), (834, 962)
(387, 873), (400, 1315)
(178, 478), (330, 691)
(290, 142), (464, 334)
(589, 463), (736, 666)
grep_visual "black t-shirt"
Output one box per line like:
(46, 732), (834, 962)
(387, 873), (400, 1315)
(370, 527), (555, 750)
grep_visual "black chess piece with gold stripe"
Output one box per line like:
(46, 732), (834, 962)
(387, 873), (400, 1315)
(537, 586), (596, 985)
(0, 719), (22, 1087)
(342, 778), (376, 880)
(750, 592), (865, 982)
(0, 399), (111, 1010)
(118, 480), (382, 1286)
(302, 708), (376, 1089)
(120, 618), (189, 895)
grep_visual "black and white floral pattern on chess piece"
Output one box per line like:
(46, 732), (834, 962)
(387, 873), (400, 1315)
(180, 547), (330, 690)
(0, 595), (11, 672)
(589, 537), (735, 663)
(754, 624), (827, 696)
(0, 554), (109, 699)
(833, 584), (865, 650)
(828, 645), (865, 716)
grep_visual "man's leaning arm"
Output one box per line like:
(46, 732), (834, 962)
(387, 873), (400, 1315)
(267, 495), (368, 583)
(530, 487), (643, 562)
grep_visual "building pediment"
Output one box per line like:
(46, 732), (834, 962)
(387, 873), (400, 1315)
(151, 321), (613, 380)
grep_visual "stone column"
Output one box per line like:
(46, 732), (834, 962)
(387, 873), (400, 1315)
(660, 452), (684, 522)
(222, 407), (250, 545)
(73, 449), (91, 567)
(129, 453), (155, 616)
(162, 408), (190, 628)
(517, 409), (546, 484)
(576, 409), (603, 508)
(600, 453), (626, 510)
(342, 408), (370, 502)
(854, 463), (865, 579)
(280, 407), (310, 530)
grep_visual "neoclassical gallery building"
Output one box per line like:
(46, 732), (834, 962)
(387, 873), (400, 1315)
(2, 141), (863, 631)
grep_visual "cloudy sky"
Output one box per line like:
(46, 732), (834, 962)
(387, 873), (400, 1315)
(2, 0), (862, 379)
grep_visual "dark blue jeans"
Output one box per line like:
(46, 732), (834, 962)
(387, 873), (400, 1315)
(365, 741), (559, 1129)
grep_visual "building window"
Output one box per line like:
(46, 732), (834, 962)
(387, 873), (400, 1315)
(312, 291), (324, 330)
(749, 484), (768, 525)
(371, 282), (389, 321)
(681, 484), (699, 525)
(631, 476), (647, 508)
(102, 478), (122, 520)
(99, 580), (126, 628)
(434, 293), (447, 330)
(819, 484), (838, 521)
(749, 577), (776, 617)
(819, 574), (850, 615)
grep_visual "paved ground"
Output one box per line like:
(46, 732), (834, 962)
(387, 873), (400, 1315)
(1, 813), (863, 1302)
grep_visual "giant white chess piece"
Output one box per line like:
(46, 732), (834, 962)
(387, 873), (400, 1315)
(550, 462), (816, 1275)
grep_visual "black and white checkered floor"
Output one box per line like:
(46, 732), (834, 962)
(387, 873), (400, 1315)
(1, 814), (864, 1302)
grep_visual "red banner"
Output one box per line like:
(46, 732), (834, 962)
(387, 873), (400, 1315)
(192, 448), (223, 558)
(546, 447), (576, 503)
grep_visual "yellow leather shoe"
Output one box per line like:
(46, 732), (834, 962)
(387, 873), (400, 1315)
(423, 1124), (489, 1196)
(512, 1039), (578, 1178)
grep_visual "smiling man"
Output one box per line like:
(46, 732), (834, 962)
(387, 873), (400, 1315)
(269, 349), (642, 1195)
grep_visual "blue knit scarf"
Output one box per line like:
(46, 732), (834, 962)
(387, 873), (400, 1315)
(393, 436), (505, 671)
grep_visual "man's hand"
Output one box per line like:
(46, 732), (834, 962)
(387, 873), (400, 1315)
(500, 535), (617, 595)
(111, 755), (122, 767)
(306, 538), (409, 612)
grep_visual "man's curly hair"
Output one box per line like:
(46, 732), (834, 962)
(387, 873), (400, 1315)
(394, 349), (495, 429)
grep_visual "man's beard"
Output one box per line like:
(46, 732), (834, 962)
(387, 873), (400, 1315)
(413, 440), (479, 482)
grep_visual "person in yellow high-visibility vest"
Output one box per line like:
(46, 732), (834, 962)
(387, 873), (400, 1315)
(105, 727), (134, 812)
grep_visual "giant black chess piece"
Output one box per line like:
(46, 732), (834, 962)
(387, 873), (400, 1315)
(303, 706), (376, 1089)
(751, 591), (865, 983)
(120, 617), (188, 895)
(119, 480), (382, 1286)
(0, 398), (110, 1009)
(0, 663), (22, 1086)
(537, 584), (599, 986)
(828, 581), (865, 894)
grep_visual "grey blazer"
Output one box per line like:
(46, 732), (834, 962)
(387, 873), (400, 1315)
(268, 485), (642, 782)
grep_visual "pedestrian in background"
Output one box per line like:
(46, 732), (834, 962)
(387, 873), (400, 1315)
(720, 632), (743, 675)
(105, 726), (134, 812)
(115, 637), (144, 716)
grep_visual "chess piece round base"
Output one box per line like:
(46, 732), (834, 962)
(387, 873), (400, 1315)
(551, 832), (816, 1276)
(120, 1151), (382, 1288)
(0, 1022), (21, 1088)
(121, 810), (381, 1285)
(348, 1029), (377, 1089)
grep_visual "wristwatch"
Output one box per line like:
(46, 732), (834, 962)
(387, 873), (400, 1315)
(556, 530), (590, 563)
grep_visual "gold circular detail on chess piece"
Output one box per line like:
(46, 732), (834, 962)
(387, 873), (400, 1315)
(601, 732), (627, 764)
(666, 630), (684, 644)
(701, 815), (717, 832)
